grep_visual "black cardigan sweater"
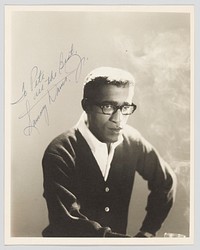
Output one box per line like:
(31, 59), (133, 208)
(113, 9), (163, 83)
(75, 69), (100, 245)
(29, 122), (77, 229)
(42, 125), (176, 237)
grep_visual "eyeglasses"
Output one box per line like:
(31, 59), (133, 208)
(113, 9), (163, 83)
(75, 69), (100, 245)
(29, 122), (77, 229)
(90, 102), (137, 115)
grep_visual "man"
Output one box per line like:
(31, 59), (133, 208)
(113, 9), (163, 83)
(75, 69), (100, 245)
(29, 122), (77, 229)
(42, 67), (176, 237)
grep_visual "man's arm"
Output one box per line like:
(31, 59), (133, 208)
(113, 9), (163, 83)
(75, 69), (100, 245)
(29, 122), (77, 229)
(136, 138), (177, 236)
(42, 151), (130, 237)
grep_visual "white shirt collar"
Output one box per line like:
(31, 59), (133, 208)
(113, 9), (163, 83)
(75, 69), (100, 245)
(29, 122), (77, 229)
(75, 112), (123, 151)
(75, 112), (123, 180)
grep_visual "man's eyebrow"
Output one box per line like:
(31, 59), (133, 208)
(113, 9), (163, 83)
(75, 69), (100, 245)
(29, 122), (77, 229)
(123, 102), (132, 105)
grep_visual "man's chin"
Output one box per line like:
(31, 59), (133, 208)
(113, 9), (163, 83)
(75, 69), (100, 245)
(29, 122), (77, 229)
(105, 134), (120, 143)
(98, 131), (122, 144)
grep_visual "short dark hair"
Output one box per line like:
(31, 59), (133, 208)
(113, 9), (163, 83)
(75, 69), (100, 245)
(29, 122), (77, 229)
(83, 67), (135, 100)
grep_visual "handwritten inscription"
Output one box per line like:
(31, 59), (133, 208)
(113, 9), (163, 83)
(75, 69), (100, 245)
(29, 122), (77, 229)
(11, 44), (87, 136)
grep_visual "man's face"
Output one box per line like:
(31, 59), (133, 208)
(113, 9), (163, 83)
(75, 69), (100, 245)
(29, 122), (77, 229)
(86, 84), (134, 144)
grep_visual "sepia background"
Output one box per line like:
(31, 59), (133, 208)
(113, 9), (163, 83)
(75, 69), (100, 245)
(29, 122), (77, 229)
(8, 8), (191, 237)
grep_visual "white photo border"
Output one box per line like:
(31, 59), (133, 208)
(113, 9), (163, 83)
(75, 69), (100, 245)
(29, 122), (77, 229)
(2, 0), (199, 249)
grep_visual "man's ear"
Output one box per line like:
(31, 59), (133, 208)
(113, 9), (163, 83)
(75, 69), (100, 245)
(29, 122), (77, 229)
(81, 98), (90, 113)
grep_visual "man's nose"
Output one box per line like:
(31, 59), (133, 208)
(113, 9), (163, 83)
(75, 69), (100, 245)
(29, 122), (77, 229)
(110, 109), (123, 125)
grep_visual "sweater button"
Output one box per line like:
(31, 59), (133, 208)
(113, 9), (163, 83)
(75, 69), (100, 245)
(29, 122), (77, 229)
(105, 187), (110, 192)
(105, 207), (110, 212)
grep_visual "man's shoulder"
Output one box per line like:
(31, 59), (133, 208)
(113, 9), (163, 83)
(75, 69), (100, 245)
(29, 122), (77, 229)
(44, 127), (80, 155)
(52, 127), (78, 142)
(123, 124), (143, 142)
(123, 125), (155, 152)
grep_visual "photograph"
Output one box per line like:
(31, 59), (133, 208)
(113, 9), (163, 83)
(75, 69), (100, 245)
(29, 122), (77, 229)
(4, 5), (194, 245)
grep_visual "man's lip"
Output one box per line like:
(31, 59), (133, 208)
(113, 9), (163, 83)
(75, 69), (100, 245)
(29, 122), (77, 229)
(109, 127), (123, 132)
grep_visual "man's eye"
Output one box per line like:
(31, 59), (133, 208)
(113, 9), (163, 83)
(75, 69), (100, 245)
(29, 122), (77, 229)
(122, 106), (130, 110)
(103, 105), (113, 110)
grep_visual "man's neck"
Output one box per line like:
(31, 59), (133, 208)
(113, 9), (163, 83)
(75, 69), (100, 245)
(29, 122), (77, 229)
(107, 143), (111, 153)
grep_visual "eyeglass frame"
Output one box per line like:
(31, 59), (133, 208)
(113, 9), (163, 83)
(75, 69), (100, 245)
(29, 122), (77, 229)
(87, 100), (137, 115)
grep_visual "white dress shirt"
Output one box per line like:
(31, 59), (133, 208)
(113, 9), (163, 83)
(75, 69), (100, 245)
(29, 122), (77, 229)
(75, 112), (123, 181)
